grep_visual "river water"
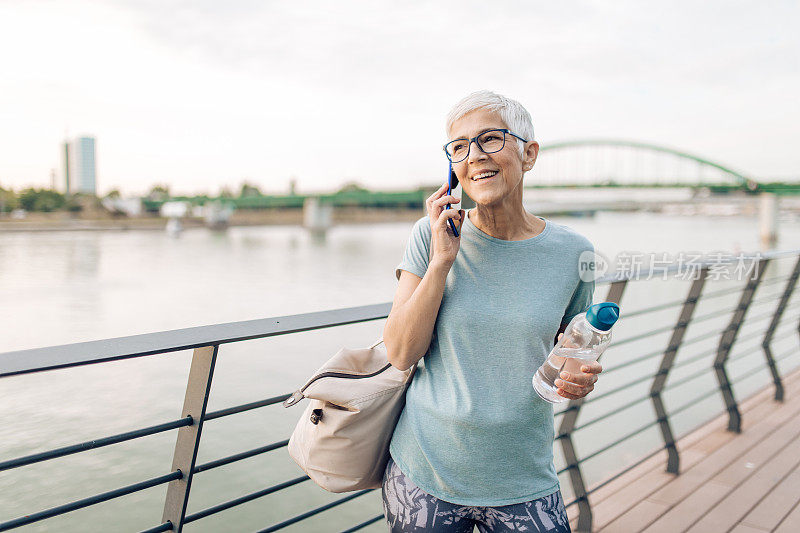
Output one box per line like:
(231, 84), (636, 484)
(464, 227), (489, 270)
(2, 202), (800, 532)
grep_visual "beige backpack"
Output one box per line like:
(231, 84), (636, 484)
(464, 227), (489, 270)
(283, 338), (416, 492)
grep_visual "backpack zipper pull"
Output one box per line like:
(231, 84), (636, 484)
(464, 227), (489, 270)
(283, 390), (304, 408)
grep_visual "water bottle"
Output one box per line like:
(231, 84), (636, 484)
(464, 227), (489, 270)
(532, 302), (620, 404)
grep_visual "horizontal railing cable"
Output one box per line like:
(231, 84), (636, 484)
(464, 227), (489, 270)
(576, 419), (661, 466)
(562, 357), (798, 476)
(568, 394), (651, 435)
(562, 329), (782, 437)
(580, 360), (800, 502)
(0, 470), (182, 531)
(603, 323), (678, 348)
(728, 348), (798, 386)
(563, 336), (792, 439)
(601, 271), (791, 322)
(182, 476), (310, 524)
(582, 444), (666, 499)
(598, 300), (798, 379)
(204, 394), (291, 421)
(255, 490), (373, 533)
(553, 303), (796, 418)
(667, 350), (799, 420)
(140, 522), (173, 533)
(663, 321), (796, 391)
(0, 250), (796, 533)
(667, 383), (736, 419)
(0, 416), (193, 472)
(667, 305), (797, 373)
(557, 420), (662, 475)
(564, 497), (581, 509)
(340, 515), (384, 533)
(564, 317), (797, 435)
(598, 292), (791, 359)
(618, 296), (688, 319)
(193, 440), (289, 474)
(693, 282), (749, 301)
(598, 309), (736, 364)
(197, 304), (788, 526)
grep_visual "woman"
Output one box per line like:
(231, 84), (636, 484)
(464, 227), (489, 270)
(381, 91), (602, 533)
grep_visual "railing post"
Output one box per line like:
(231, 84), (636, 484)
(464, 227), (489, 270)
(714, 258), (769, 433)
(560, 279), (627, 533)
(162, 345), (219, 532)
(649, 270), (707, 474)
(762, 255), (800, 401)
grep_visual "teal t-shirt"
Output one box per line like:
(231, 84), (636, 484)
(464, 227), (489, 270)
(389, 209), (595, 506)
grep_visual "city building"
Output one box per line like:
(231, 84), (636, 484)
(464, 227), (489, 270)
(62, 136), (96, 195)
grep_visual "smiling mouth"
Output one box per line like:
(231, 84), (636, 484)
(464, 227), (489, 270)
(472, 171), (498, 181)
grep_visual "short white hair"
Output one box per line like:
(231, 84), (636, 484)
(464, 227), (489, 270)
(445, 90), (535, 155)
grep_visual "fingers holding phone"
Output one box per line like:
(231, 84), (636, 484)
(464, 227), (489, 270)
(425, 183), (463, 268)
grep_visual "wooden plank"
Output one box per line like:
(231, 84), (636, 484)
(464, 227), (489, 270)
(647, 398), (800, 506)
(591, 469), (675, 529)
(714, 420), (800, 487)
(740, 461), (800, 531)
(592, 372), (800, 531)
(642, 480), (733, 533)
(690, 428), (734, 454)
(587, 376), (783, 509)
(644, 414), (800, 533)
(598, 500), (670, 533)
(729, 525), (769, 533)
(599, 394), (800, 531)
(589, 447), (705, 529)
(686, 425), (800, 533)
(774, 502), (800, 533)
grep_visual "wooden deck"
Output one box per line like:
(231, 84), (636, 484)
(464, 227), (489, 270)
(571, 367), (800, 533)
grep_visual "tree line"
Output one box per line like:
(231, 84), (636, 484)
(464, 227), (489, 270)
(0, 187), (95, 213)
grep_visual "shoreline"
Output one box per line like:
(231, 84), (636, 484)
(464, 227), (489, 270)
(0, 207), (425, 233)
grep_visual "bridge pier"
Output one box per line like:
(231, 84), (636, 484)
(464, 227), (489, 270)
(303, 197), (333, 236)
(759, 192), (778, 250)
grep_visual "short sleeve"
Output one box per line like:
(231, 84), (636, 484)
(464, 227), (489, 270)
(395, 216), (432, 280)
(561, 242), (596, 326)
(561, 278), (595, 327)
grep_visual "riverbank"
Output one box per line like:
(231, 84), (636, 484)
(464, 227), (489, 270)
(0, 207), (425, 232)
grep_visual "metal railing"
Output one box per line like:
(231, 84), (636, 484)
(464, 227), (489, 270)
(1, 250), (799, 532)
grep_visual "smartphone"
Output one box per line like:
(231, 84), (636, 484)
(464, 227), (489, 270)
(445, 164), (460, 237)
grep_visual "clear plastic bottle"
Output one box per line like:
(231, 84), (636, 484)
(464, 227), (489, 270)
(533, 302), (620, 404)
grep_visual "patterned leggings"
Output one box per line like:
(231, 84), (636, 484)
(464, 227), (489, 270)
(382, 457), (571, 532)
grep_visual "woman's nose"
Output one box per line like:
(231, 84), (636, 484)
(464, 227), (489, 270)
(467, 140), (488, 164)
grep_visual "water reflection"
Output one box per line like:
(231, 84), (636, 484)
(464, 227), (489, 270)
(1, 214), (800, 531)
(64, 234), (101, 279)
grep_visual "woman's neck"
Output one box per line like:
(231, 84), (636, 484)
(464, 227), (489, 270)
(468, 205), (544, 241)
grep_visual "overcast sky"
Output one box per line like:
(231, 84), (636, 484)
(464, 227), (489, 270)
(1, 0), (798, 196)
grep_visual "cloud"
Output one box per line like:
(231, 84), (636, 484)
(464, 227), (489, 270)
(0, 0), (798, 194)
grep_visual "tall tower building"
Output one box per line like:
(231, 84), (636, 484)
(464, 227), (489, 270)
(62, 136), (97, 195)
(62, 140), (71, 193)
(74, 136), (96, 195)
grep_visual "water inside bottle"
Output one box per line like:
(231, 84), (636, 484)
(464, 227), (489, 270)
(533, 348), (595, 403)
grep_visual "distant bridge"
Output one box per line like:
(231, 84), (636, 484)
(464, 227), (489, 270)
(140, 140), (798, 214)
(531, 139), (800, 194)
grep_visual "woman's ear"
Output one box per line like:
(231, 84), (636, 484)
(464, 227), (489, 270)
(523, 141), (539, 171)
(450, 170), (459, 189)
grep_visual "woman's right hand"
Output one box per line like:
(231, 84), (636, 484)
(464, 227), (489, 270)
(425, 183), (464, 268)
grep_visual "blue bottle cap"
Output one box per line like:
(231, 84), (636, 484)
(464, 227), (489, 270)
(586, 302), (620, 331)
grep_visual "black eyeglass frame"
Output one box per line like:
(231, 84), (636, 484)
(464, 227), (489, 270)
(443, 128), (529, 163)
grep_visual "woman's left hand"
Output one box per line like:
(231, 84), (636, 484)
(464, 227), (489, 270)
(553, 333), (603, 400)
(554, 361), (602, 400)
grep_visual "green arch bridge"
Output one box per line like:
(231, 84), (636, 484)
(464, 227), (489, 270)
(142, 140), (799, 212)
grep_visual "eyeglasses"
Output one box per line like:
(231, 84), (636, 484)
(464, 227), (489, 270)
(443, 128), (528, 163)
